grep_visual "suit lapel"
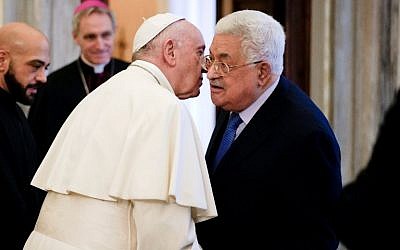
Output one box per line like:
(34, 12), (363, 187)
(205, 111), (230, 172)
(209, 77), (289, 173)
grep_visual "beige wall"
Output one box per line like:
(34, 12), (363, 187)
(311, 0), (399, 189)
(110, 0), (159, 62)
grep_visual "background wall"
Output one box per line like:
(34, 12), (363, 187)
(311, 0), (400, 187)
(110, 0), (158, 62)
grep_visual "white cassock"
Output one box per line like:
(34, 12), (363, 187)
(24, 60), (217, 250)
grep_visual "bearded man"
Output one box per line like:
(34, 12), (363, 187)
(0, 22), (50, 250)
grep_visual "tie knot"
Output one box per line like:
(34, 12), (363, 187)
(227, 112), (242, 130)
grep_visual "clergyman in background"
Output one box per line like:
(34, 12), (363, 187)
(28, 0), (129, 161)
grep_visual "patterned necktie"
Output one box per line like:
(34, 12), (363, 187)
(213, 112), (242, 169)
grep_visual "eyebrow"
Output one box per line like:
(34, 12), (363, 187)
(29, 59), (50, 69)
(211, 52), (231, 61)
(83, 30), (113, 37)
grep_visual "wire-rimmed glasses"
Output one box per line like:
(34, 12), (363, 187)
(201, 55), (262, 75)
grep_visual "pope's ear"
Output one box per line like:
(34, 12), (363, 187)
(162, 39), (176, 66)
(0, 50), (10, 73)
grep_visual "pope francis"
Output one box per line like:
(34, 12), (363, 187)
(24, 13), (216, 250)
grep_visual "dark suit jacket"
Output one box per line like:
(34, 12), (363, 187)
(197, 76), (342, 250)
(334, 90), (400, 250)
(28, 57), (128, 161)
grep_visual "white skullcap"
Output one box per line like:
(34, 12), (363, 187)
(133, 13), (185, 53)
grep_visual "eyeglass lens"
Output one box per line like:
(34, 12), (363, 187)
(202, 56), (229, 74)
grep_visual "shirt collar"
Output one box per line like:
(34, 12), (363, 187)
(80, 55), (109, 73)
(239, 77), (279, 124)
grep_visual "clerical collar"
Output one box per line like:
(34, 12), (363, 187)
(80, 55), (109, 73)
(77, 57), (115, 95)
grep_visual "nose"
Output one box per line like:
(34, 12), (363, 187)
(206, 65), (222, 80)
(35, 68), (47, 83)
(201, 67), (207, 74)
(95, 38), (104, 49)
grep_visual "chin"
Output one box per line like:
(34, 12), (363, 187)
(191, 90), (200, 98)
(18, 96), (34, 105)
(211, 97), (221, 106)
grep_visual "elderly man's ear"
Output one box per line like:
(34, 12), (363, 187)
(163, 39), (177, 66)
(257, 61), (274, 88)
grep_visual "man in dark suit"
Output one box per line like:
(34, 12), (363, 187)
(334, 90), (400, 250)
(28, 0), (129, 161)
(196, 10), (342, 250)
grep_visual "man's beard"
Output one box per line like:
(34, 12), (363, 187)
(5, 69), (34, 105)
